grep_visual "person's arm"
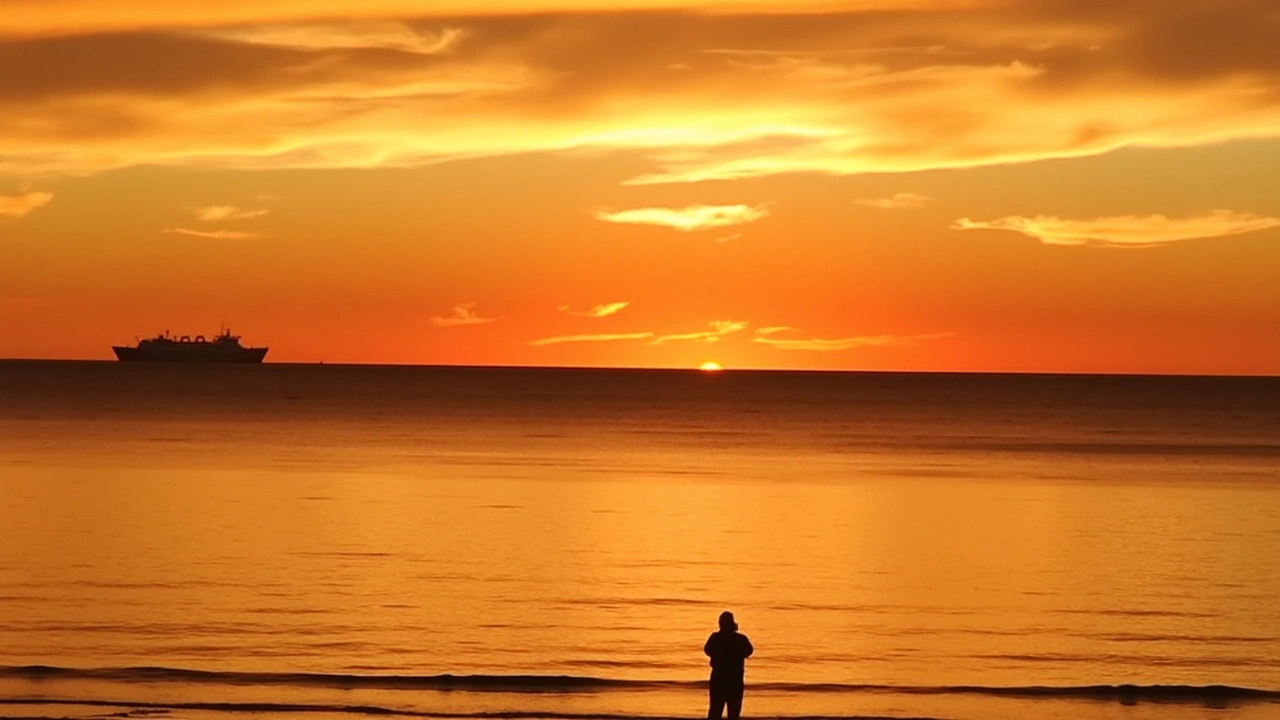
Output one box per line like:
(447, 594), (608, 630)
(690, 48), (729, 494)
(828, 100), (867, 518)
(704, 633), (716, 657)
(742, 635), (754, 658)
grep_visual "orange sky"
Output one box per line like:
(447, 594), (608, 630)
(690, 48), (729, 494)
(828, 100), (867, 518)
(2, 0), (1279, 373)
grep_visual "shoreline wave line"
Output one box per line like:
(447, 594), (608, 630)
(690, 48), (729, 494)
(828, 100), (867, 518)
(1, 666), (1277, 702)
(0, 698), (940, 720)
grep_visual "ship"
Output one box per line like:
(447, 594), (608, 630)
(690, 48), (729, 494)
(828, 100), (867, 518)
(112, 328), (268, 363)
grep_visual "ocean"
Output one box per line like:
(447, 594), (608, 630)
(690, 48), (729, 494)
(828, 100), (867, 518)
(1, 361), (1278, 720)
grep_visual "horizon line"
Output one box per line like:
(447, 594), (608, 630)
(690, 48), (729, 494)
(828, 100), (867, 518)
(1, 357), (1277, 380)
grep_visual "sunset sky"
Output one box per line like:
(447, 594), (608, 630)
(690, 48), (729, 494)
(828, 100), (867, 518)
(2, 0), (1278, 373)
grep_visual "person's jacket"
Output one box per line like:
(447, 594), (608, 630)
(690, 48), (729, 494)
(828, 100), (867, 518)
(704, 630), (754, 679)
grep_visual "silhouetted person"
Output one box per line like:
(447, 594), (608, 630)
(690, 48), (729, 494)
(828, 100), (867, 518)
(704, 611), (753, 719)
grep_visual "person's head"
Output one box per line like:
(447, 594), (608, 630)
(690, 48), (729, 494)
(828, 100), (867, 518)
(718, 611), (737, 632)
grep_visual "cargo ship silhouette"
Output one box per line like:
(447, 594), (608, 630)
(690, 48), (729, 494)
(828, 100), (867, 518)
(112, 328), (268, 363)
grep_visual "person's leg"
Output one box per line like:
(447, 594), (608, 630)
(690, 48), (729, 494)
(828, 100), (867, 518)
(726, 683), (744, 720)
(708, 684), (726, 719)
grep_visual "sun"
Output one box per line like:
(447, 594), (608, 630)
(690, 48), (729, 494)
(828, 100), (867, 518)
(699, 361), (724, 372)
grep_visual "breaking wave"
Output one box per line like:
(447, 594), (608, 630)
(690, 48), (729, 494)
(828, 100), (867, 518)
(2, 665), (1278, 703)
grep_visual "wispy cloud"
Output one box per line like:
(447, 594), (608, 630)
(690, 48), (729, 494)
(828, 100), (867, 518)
(2, 1), (876, 37)
(594, 204), (770, 232)
(650, 320), (748, 344)
(197, 24), (463, 55)
(856, 193), (934, 209)
(529, 331), (655, 346)
(0, 191), (52, 218)
(193, 205), (269, 221)
(753, 327), (953, 351)
(560, 301), (630, 318)
(953, 210), (1280, 247)
(430, 302), (498, 327)
(529, 319), (750, 346)
(163, 227), (260, 239)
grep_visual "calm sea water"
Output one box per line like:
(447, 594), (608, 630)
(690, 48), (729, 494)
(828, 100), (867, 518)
(1, 361), (1279, 720)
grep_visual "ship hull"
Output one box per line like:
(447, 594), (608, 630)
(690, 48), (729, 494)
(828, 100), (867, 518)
(112, 346), (268, 363)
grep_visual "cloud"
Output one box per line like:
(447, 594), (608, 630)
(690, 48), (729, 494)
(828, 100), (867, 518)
(650, 319), (748, 344)
(196, 24), (463, 55)
(529, 331), (655, 346)
(1, 1), (938, 37)
(430, 302), (498, 327)
(753, 326), (953, 351)
(560, 301), (630, 318)
(4, 5), (1280, 178)
(530, 319), (750, 346)
(595, 204), (770, 232)
(0, 190), (52, 218)
(856, 193), (934, 209)
(953, 210), (1280, 247)
(193, 205), (269, 221)
(163, 227), (260, 239)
